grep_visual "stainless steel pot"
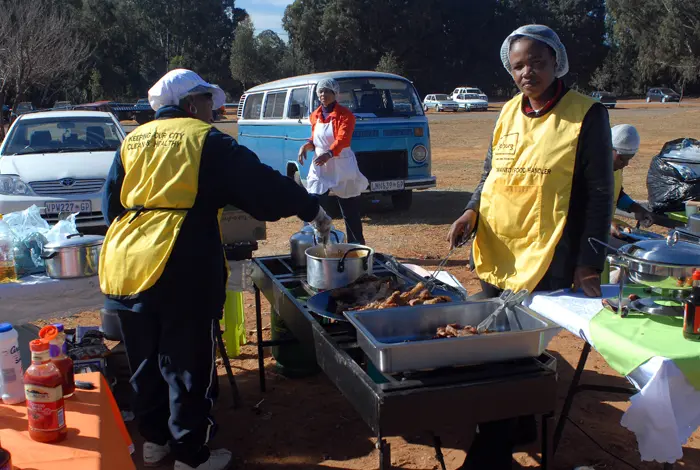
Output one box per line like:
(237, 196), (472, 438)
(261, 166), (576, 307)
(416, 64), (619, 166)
(305, 243), (374, 291)
(606, 234), (700, 291)
(41, 233), (104, 279)
(289, 224), (345, 266)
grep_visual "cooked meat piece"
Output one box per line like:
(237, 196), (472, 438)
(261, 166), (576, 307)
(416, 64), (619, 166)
(445, 323), (461, 337)
(418, 289), (432, 300)
(408, 298), (424, 306)
(381, 291), (402, 307)
(423, 295), (452, 305)
(404, 282), (426, 299)
(435, 326), (447, 337)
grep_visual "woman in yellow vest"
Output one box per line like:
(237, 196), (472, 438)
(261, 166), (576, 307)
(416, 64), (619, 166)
(99, 69), (331, 470)
(446, 25), (614, 469)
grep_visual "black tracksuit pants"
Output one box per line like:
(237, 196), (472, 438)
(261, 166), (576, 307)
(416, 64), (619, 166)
(117, 306), (219, 467)
(320, 192), (365, 245)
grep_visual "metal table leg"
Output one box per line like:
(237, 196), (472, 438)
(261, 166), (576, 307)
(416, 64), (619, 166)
(554, 342), (592, 452)
(377, 430), (391, 470)
(215, 328), (242, 409)
(431, 433), (447, 470)
(254, 286), (266, 392)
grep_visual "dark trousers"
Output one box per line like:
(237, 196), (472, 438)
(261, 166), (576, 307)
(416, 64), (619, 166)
(459, 281), (538, 469)
(117, 307), (219, 467)
(321, 192), (365, 244)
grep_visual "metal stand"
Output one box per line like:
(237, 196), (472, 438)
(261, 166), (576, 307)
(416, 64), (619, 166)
(377, 430), (391, 470)
(554, 341), (674, 469)
(215, 327), (241, 409)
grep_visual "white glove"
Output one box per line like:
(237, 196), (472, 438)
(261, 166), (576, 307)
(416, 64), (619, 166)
(311, 207), (332, 245)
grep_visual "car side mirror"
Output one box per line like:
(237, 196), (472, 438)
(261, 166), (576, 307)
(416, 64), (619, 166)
(289, 104), (301, 119)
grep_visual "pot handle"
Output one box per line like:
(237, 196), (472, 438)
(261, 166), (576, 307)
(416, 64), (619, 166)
(67, 233), (84, 239)
(40, 251), (58, 260)
(337, 248), (370, 273)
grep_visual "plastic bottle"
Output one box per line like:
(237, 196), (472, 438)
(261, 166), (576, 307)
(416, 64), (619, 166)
(0, 217), (16, 283)
(0, 441), (11, 470)
(24, 339), (67, 443)
(38, 325), (75, 398)
(683, 270), (700, 341)
(0, 323), (24, 404)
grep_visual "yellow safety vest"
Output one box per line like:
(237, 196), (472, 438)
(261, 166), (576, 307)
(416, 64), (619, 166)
(99, 118), (212, 297)
(473, 90), (595, 292)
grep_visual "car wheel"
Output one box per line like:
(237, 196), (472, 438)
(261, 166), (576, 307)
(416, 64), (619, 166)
(438, 107), (442, 112)
(646, 97), (651, 103)
(423, 105), (428, 112)
(662, 97), (666, 103)
(391, 191), (413, 211)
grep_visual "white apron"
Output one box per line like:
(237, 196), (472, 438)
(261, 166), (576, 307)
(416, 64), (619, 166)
(306, 119), (368, 198)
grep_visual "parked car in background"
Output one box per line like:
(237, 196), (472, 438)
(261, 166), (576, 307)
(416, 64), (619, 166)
(2, 105), (9, 122)
(52, 101), (72, 110)
(423, 94), (459, 112)
(646, 88), (681, 103)
(450, 87), (488, 106)
(452, 92), (488, 111)
(0, 110), (125, 228)
(590, 91), (617, 109)
(133, 98), (155, 125)
(10, 102), (36, 123)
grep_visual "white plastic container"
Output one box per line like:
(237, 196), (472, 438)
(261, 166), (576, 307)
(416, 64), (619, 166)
(0, 323), (24, 404)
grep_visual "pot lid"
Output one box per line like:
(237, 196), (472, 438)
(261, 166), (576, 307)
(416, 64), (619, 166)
(44, 233), (104, 250)
(619, 238), (700, 266)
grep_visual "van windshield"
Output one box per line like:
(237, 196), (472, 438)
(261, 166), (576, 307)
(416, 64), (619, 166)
(332, 78), (424, 117)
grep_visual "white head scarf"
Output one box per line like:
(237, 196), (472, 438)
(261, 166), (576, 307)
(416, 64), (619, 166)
(148, 69), (226, 111)
(316, 78), (340, 97)
(500, 25), (569, 78)
(612, 124), (641, 155)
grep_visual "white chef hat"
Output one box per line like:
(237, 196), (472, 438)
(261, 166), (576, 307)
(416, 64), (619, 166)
(612, 124), (641, 155)
(316, 78), (340, 97)
(148, 69), (226, 112)
(500, 24), (569, 78)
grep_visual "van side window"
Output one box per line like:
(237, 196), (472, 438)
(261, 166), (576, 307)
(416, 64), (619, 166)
(287, 87), (309, 119)
(243, 93), (264, 119)
(264, 91), (287, 119)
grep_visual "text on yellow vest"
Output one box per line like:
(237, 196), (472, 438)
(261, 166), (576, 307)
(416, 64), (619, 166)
(99, 118), (212, 297)
(473, 90), (595, 292)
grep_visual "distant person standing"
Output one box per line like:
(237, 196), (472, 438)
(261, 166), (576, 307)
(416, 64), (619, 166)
(298, 78), (369, 244)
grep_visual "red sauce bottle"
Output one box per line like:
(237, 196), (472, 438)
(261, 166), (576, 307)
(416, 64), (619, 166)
(24, 339), (67, 443)
(38, 325), (75, 398)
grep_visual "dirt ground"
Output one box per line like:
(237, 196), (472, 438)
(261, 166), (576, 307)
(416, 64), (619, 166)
(43, 99), (700, 469)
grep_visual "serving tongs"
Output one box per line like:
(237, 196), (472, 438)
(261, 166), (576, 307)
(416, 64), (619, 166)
(476, 289), (529, 333)
(425, 232), (474, 293)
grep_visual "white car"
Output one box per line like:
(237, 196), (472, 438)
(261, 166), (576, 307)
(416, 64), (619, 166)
(423, 94), (460, 112)
(0, 110), (125, 228)
(450, 87), (489, 111)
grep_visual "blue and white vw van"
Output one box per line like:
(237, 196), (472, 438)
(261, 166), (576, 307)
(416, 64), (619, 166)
(236, 71), (436, 211)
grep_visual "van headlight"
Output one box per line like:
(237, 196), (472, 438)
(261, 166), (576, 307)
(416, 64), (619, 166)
(412, 144), (428, 163)
(0, 175), (32, 195)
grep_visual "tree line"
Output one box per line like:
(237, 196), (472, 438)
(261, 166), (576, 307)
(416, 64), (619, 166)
(0, 0), (698, 115)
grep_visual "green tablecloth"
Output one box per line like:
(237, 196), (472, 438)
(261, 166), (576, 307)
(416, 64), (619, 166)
(590, 306), (700, 389)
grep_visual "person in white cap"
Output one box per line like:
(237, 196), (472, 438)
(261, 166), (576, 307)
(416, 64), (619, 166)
(611, 124), (654, 239)
(298, 77), (369, 244)
(447, 25), (613, 469)
(99, 69), (331, 470)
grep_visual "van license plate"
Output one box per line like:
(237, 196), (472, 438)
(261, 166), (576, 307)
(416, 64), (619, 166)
(45, 201), (92, 215)
(371, 180), (405, 192)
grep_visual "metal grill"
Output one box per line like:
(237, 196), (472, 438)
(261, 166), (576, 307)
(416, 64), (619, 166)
(355, 150), (408, 181)
(29, 179), (105, 196)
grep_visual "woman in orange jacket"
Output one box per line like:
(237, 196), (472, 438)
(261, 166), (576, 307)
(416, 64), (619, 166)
(298, 78), (369, 244)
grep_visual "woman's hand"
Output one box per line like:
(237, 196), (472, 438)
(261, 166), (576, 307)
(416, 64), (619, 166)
(447, 209), (477, 248)
(574, 266), (602, 297)
(298, 142), (314, 165)
(632, 207), (654, 228)
(313, 151), (333, 166)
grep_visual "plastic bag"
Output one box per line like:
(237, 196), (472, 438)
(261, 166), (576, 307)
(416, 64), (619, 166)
(45, 213), (79, 244)
(647, 138), (700, 213)
(2, 205), (50, 239)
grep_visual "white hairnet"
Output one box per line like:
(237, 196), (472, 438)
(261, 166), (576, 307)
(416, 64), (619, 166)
(612, 124), (640, 155)
(148, 68), (226, 112)
(316, 78), (340, 97)
(500, 24), (569, 78)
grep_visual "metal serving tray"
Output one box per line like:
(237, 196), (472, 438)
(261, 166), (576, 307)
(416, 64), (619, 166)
(344, 299), (559, 373)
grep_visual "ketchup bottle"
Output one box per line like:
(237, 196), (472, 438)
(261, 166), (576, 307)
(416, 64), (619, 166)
(684, 270), (700, 342)
(24, 339), (67, 443)
(39, 325), (75, 398)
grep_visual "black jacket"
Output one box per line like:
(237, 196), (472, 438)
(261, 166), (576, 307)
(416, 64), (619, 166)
(103, 106), (319, 314)
(466, 88), (613, 290)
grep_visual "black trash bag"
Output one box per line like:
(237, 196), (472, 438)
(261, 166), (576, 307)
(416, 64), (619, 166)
(647, 138), (700, 213)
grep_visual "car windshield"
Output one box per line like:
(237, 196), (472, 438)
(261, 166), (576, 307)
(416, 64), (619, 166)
(465, 89), (481, 94)
(660, 88), (677, 94)
(2, 116), (122, 155)
(16, 104), (33, 112)
(327, 77), (423, 117)
(435, 94), (449, 100)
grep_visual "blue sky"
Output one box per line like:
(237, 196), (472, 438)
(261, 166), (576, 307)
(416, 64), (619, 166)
(237, 0), (292, 40)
